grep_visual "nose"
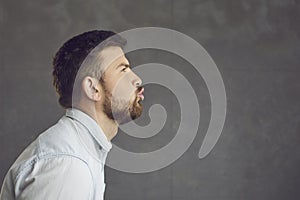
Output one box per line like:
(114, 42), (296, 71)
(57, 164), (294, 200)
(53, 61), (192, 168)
(131, 73), (142, 87)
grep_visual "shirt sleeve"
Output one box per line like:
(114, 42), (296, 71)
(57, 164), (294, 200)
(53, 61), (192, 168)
(15, 155), (93, 200)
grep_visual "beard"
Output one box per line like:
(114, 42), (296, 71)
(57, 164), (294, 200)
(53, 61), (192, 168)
(102, 83), (143, 124)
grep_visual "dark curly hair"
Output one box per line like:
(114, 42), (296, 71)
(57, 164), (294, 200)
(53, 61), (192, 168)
(52, 30), (126, 108)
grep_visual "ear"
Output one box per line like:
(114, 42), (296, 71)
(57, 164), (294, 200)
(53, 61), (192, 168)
(81, 76), (102, 101)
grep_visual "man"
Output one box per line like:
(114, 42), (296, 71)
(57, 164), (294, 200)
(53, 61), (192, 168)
(0, 30), (144, 199)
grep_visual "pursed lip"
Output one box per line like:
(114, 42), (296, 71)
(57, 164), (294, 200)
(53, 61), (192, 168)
(137, 87), (144, 95)
(137, 87), (144, 101)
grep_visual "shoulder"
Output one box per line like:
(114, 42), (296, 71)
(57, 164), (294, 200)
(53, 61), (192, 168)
(11, 116), (83, 169)
(37, 116), (81, 154)
(7, 116), (90, 186)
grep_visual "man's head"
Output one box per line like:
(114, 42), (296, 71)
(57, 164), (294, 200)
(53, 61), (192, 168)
(52, 30), (144, 124)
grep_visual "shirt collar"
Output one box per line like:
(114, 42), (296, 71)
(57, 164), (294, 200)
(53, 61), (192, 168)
(65, 108), (112, 152)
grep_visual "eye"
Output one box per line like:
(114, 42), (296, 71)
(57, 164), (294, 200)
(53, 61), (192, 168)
(121, 67), (127, 72)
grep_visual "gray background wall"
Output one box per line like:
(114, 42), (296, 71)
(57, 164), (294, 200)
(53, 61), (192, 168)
(1, 0), (300, 199)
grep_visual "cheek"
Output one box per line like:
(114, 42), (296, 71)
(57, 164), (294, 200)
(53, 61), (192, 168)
(111, 75), (135, 100)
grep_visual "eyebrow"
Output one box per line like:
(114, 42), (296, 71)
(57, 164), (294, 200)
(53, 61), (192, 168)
(116, 62), (130, 69)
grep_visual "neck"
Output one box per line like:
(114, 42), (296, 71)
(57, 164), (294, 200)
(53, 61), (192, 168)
(75, 104), (118, 141)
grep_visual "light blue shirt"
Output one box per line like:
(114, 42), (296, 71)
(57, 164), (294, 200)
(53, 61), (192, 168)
(0, 108), (112, 200)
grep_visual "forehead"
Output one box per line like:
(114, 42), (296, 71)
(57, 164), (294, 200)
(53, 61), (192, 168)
(98, 46), (128, 72)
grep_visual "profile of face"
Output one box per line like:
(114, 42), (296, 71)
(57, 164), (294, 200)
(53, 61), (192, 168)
(99, 46), (144, 124)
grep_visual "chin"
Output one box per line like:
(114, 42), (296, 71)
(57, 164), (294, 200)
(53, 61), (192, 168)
(117, 102), (143, 125)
